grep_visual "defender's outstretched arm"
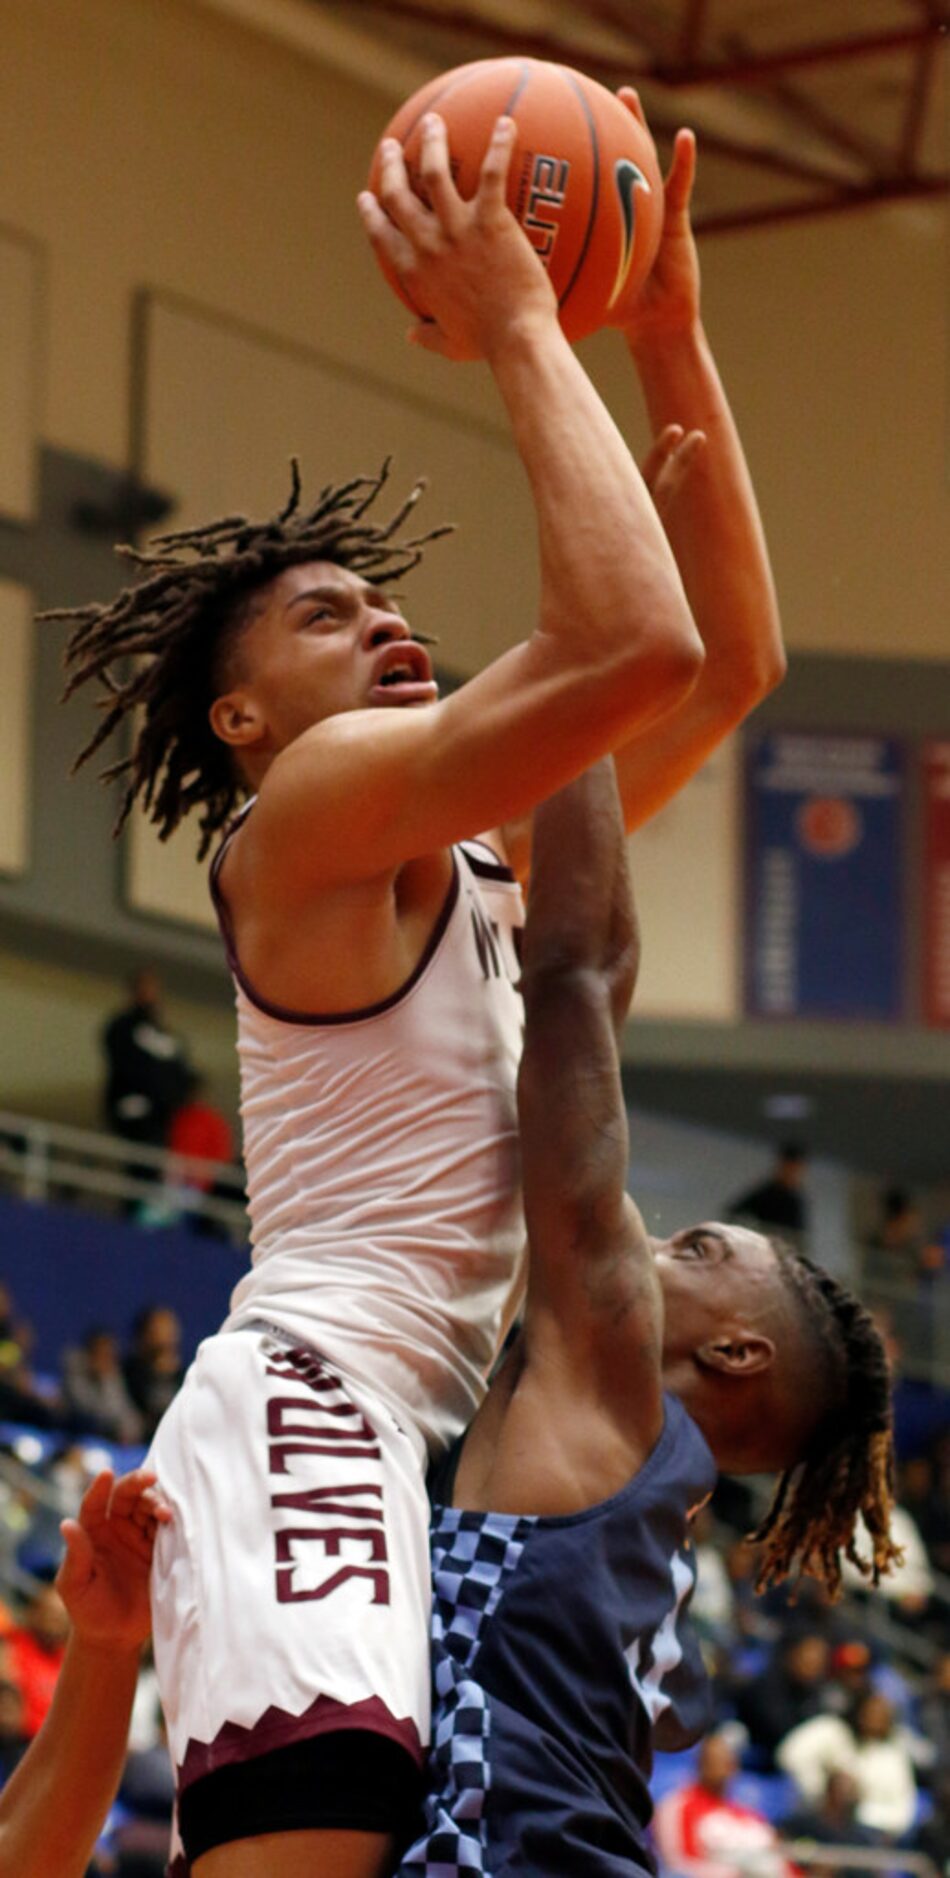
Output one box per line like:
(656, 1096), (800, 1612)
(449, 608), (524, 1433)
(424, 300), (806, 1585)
(517, 762), (662, 1433)
(0, 1470), (169, 1878)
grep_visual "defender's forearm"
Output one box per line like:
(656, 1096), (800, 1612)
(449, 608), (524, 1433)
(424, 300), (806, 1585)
(0, 1635), (140, 1878)
(627, 318), (785, 697)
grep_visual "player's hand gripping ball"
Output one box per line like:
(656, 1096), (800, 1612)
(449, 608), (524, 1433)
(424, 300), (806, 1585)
(368, 57), (664, 344)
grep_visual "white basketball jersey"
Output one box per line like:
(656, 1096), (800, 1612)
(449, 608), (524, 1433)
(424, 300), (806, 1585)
(211, 819), (526, 1455)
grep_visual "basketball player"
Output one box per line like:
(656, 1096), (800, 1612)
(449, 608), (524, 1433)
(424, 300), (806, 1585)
(0, 1468), (169, 1878)
(398, 756), (899, 1877)
(52, 108), (781, 1877)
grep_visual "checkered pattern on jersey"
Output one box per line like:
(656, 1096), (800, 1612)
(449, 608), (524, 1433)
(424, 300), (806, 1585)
(398, 1504), (536, 1876)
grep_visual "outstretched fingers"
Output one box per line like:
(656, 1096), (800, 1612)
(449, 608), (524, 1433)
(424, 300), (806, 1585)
(415, 114), (464, 231)
(664, 128), (697, 217)
(475, 116), (517, 216)
(617, 86), (648, 132)
(357, 187), (417, 278)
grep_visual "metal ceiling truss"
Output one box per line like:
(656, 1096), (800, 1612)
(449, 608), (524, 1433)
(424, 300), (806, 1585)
(353, 0), (949, 233)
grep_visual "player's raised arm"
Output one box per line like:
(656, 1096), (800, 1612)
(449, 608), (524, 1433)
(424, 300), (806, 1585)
(240, 116), (702, 890)
(515, 760), (663, 1443)
(610, 99), (786, 828)
(0, 1470), (169, 1878)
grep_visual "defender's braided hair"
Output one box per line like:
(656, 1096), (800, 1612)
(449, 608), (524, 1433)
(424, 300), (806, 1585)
(751, 1243), (901, 1597)
(47, 460), (451, 857)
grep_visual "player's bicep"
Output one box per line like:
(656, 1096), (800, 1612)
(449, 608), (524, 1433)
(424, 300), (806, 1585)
(238, 636), (674, 898)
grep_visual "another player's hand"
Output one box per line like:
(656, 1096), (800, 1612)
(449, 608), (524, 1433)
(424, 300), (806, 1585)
(612, 91), (700, 344)
(56, 1468), (170, 1653)
(358, 114), (558, 362)
(640, 423), (707, 529)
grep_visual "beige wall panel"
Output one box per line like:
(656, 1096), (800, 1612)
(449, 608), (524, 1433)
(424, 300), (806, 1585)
(127, 813), (218, 932)
(0, 231), (40, 521)
(0, 0), (495, 470)
(139, 292), (536, 665)
(627, 739), (740, 1023)
(0, 580), (33, 874)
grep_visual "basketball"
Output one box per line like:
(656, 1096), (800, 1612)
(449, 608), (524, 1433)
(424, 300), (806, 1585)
(368, 57), (664, 344)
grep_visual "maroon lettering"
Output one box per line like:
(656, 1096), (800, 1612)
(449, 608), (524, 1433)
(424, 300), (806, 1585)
(274, 1528), (390, 1605)
(268, 1441), (381, 1472)
(276, 1563), (390, 1605)
(271, 1482), (384, 1520)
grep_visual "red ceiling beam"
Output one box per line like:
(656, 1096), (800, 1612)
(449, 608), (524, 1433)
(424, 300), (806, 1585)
(694, 172), (949, 236)
(354, 0), (639, 82)
(898, 31), (942, 172)
(360, 5), (947, 92)
(651, 22), (948, 88)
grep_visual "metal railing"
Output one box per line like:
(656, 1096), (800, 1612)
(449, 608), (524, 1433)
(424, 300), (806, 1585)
(0, 1106), (248, 1245)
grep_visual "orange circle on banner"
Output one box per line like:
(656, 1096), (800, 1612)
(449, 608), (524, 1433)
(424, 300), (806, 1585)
(797, 796), (862, 858)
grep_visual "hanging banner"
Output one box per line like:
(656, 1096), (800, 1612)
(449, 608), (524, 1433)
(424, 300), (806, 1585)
(746, 732), (905, 1020)
(923, 741), (950, 1029)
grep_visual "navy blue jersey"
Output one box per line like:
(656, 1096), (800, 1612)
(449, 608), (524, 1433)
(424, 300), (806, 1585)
(398, 1394), (716, 1877)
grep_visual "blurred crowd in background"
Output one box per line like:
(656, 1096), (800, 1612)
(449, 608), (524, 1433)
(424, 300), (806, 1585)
(0, 972), (946, 1873)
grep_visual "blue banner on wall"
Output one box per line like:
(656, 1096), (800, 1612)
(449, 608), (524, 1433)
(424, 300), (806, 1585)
(746, 732), (905, 1019)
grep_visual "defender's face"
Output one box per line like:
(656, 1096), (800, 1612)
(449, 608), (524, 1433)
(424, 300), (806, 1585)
(228, 560), (438, 750)
(652, 1221), (778, 1348)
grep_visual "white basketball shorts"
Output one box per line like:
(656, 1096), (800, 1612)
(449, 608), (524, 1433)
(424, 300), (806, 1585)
(148, 1324), (432, 1866)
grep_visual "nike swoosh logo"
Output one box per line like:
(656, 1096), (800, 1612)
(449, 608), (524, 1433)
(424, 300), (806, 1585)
(609, 158), (651, 309)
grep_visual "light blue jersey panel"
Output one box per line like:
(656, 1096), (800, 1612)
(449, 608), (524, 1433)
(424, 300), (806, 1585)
(399, 1395), (716, 1877)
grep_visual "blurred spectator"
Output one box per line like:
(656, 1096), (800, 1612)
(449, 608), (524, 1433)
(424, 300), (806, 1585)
(5, 1585), (69, 1739)
(915, 1653), (950, 1771)
(166, 1073), (235, 1237)
(899, 1454), (950, 1573)
(868, 1187), (945, 1281)
(727, 1145), (808, 1237)
(116, 1705), (174, 1874)
(167, 1073), (233, 1182)
(776, 1691), (918, 1841)
(653, 1733), (792, 1878)
(123, 1307), (184, 1438)
(842, 1503), (934, 1629)
(0, 1678), (28, 1784)
(690, 1509), (736, 1650)
(0, 1338), (68, 1431)
(128, 1647), (163, 1755)
(913, 1766), (950, 1867)
(0, 1283), (31, 1365)
(61, 1329), (144, 1445)
(736, 1631), (833, 1766)
(778, 1769), (879, 1876)
(102, 968), (191, 1155)
(47, 1443), (92, 1520)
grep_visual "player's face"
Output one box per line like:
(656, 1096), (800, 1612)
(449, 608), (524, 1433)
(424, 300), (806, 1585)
(652, 1221), (778, 1350)
(234, 561), (438, 748)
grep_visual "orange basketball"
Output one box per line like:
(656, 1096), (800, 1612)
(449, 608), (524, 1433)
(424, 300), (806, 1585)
(368, 57), (664, 344)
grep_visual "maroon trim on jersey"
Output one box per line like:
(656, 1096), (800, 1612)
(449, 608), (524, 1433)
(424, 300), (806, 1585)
(176, 1692), (424, 1794)
(208, 806), (461, 1027)
(167, 1859), (188, 1878)
(459, 838), (517, 886)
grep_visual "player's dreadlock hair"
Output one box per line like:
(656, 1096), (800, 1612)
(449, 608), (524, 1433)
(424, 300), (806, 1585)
(750, 1242), (902, 1597)
(47, 459), (451, 858)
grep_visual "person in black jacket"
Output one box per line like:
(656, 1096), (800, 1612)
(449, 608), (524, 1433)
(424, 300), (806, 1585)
(102, 969), (191, 1153)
